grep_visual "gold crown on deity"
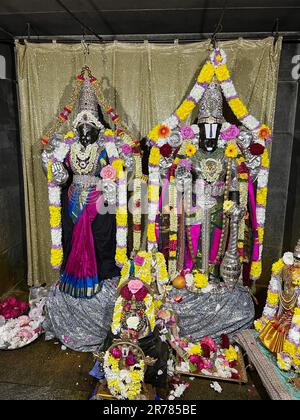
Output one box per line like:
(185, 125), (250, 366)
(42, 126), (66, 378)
(198, 79), (225, 124)
(294, 239), (300, 260)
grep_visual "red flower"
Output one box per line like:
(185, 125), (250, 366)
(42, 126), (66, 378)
(201, 343), (211, 358)
(250, 143), (265, 156)
(160, 144), (173, 158)
(120, 285), (132, 301)
(221, 334), (230, 349)
(135, 286), (148, 301)
(231, 372), (240, 380)
(229, 360), (238, 368)
(238, 162), (248, 174)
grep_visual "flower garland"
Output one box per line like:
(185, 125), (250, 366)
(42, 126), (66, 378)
(104, 349), (145, 400)
(249, 148), (270, 282)
(211, 48), (272, 283)
(111, 251), (169, 336)
(168, 173), (178, 279)
(47, 160), (64, 269)
(236, 154), (249, 261)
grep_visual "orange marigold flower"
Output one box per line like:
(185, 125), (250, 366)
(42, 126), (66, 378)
(158, 124), (171, 138)
(258, 124), (271, 140)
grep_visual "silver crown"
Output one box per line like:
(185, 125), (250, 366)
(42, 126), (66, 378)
(198, 80), (224, 124)
(294, 239), (300, 260)
(78, 79), (99, 118)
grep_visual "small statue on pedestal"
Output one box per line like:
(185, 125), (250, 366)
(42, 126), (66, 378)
(255, 240), (300, 372)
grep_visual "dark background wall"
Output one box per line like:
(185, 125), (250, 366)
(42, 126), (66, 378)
(0, 42), (26, 296)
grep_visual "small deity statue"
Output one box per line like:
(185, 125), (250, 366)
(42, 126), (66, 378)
(95, 252), (169, 395)
(255, 240), (300, 372)
(150, 80), (268, 340)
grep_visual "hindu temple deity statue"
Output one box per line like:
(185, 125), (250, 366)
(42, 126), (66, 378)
(41, 78), (134, 351)
(42, 79), (121, 298)
(256, 240), (300, 372)
(151, 80), (267, 340)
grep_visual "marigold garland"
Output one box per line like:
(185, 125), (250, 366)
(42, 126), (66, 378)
(104, 351), (145, 400)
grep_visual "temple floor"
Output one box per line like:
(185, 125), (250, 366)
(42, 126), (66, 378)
(0, 336), (269, 400)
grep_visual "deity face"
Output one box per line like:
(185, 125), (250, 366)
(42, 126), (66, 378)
(198, 122), (222, 153)
(77, 123), (100, 148)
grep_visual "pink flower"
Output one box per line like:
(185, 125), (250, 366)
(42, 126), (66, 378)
(200, 336), (218, 352)
(128, 279), (143, 294)
(100, 165), (116, 181)
(134, 255), (145, 266)
(220, 124), (240, 141)
(125, 353), (136, 366)
(121, 144), (132, 155)
(203, 359), (213, 370)
(6, 297), (18, 306)
(178, 159), (192, 171)
(181, 126), (195, 140)
(16, 329), (33, 340)
(18, 302), (29, 312)
(189, 355), (201, 365)
(111, 347), (122, 359)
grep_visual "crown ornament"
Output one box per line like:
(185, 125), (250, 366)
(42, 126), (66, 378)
(72, 79), (103, 130)
(198, 79), (225, 124)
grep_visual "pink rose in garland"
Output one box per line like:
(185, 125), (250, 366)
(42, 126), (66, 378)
(181, 125), (195, 140)
(121, 144), (132, 155)
(220, 124), (240, 141)
(134, 255), (145, 266)
(128, 279), (143, 294)
(100, 165), (116, 181)
(120, 282), (148, 302)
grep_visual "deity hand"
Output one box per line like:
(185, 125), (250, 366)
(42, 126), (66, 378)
(51, 162), (69, 185)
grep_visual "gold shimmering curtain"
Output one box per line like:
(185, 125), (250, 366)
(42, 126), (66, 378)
(16, 37), (282, 287)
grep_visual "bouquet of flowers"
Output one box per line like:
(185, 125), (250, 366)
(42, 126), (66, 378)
(0, 297), (29, 320)
(0, 287), (48, 350)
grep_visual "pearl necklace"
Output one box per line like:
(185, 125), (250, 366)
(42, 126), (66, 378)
(70, 142), (99, 175)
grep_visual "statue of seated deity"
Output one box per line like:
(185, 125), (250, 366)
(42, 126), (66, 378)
(93, 252), (169, 399)
(255, 240), (300, 372)
(149, 80), (269, 341)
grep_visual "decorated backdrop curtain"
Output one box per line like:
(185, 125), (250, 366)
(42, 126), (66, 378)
(16, 37), (282, 286)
